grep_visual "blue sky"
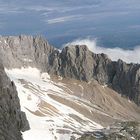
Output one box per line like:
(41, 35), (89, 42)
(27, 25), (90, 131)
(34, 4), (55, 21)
(0, 0), (140, 48)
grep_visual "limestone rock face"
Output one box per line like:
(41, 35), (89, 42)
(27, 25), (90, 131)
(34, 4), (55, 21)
(0, 35), (55, 69)
(48, 45), (114, 83)
(0, 62), (29, 140)
(33, 35), (55, 71)
(0, 35), (140, 105)
(54, 45), (140, 105)
(58, 45), (95, 81)
(111, 60), (140, 105)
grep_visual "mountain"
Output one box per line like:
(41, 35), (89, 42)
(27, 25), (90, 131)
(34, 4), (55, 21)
(1, 35), (140, 105)
(0, 35), (140, 140)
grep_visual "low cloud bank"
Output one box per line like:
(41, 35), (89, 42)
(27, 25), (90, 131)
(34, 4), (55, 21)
(64, 38), (140, 64)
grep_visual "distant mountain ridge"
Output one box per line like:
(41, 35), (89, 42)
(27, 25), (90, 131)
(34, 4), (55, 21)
(0, 35), (140, 105)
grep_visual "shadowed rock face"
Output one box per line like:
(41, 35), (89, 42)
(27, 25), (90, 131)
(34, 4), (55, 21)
(0, 62), (29, 140)
(111, 60), (140, 105)
(48, 45), (140, 105)
(0, 35), (140, 105)
(57, 45), (114, 83)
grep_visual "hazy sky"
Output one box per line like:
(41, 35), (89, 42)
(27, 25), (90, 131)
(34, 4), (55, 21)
(0, 0), (140, 48)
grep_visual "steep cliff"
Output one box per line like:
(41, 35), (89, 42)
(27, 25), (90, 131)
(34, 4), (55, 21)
(0, 35), (140, 105)
(49, 45), (140, 105)
(0, 62), (29, 140)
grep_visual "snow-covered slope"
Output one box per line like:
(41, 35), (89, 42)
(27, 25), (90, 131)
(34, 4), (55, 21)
(5, 67), (140, 140)
(5, 67), (103, 140)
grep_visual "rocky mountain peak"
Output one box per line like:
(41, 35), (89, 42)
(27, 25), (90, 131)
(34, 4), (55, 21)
(0, 35), (140, 105)
(0, 35), (140, 140)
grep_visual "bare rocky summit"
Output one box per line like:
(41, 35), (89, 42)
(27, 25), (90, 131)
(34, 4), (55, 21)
(0, 35), (140, 105)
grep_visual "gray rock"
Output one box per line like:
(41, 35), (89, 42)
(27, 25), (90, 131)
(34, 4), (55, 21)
(0, 35), (140, 105)
(111, 60), (140, 105)
(51, 45), (140, 105)
(0, 35), (55, 69)
(0, 62), (29, 140)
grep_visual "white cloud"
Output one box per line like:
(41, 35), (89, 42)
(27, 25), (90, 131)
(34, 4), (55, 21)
(46, 15), (83, 24)
(0, 3), (23, 14)
(25, 5), (57, 13)
(64, 38), (140, 64)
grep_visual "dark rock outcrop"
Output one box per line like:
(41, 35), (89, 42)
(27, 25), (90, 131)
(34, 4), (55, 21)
(48, 45), (114, 83)
(0, 62), (29, 140)
(111, 60), (140, 105)
(0, 35), (140, 105)
(49, 45), (140, 105)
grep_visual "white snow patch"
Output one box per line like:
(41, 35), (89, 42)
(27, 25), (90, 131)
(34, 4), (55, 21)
(5, 67), (103, 140)
(41, 72), (50, 81)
